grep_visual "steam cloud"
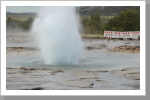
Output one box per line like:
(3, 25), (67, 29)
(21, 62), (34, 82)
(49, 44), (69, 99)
(31, 7), (83, 65)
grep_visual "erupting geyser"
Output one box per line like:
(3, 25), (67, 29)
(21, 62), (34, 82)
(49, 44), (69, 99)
(31, 7), (83, 65)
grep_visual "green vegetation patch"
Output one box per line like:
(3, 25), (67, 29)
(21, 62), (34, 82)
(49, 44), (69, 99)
(6, 17), (34, 31)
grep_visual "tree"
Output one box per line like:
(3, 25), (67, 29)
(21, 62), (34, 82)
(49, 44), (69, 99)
(20, 17), (34, 30)
(6, 17), (34, 31)
(90, 12), (101, 34)
(105, 7), (140, 31)
(81, 12), (102, 34)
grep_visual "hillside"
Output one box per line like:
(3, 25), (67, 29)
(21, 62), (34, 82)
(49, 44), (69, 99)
(76, 6), (139, 16)
(6, 6), (140, 17)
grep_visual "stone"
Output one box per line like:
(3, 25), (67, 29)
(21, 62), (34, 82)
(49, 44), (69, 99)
(111, 67), (140, 80)
(79, 76), (99, 79)
(73, 70), (97, 76)
(107, 45), (140, 53)
(20, 67), (28, 70)
(125, 74), (140, 80)
(59, 80), (94, 88)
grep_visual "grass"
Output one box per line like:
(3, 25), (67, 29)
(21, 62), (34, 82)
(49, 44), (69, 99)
(6, 14), (35, 21)
(12, 18), (29, 21)
(81, 34), (105, 39)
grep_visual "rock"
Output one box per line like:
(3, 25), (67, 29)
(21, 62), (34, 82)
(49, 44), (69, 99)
(111, 67), (140, 80)
(54, 70), (64, 73)
(86, 46), (95, 50)
(73, 70), (109, 76)
(97, 44), (107, 49)
(29, 68), (40, 70)
(96, 80), (104, 82)
(20, 67), (40, 71)
(23, 87), (44, 90)
(31, 87), (44, 90)
(50, 73), (55, 75)
(97, 70), (109, 73)
(73, 70), (97, 76)
(80, 76), (99, 79)
(7, 47), (38, 56)
(7, 67), (12, 69)
(112, 67), (140, 76)
(96, 80), (108, 83)
(87, 70), (109, 73)
(132, 85), (140, 89)
(125, 42), (131, 44)
(41, 68), (49, 70)
(50, 70), (64, 74)
(107, 45), (140, 53)
(59, 80), (94, 88)
(20, 67), (28, 70)
(86, 44), (107, 50)
(125, 74), (140, 80)
(20, 70), (32, 74)
(122, 84), (140, 89)
(107, 38), (110, 41)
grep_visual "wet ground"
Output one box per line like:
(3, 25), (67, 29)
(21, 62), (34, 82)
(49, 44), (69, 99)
(6, 32), (140, 90)
(6, 67), (140, 90)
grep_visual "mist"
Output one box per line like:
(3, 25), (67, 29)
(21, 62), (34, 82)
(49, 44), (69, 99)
(31, 7), (83, 65)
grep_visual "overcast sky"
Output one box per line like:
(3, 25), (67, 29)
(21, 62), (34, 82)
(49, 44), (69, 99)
(6, 6), (39, 13)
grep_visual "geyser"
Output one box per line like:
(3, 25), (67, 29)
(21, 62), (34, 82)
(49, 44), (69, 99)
(31, 7), (83, 65)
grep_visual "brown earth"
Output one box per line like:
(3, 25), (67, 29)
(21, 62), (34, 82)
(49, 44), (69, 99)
(85, 44), (107, 50)
(107, 45), (140, 53)
(6, 47), (38, 55)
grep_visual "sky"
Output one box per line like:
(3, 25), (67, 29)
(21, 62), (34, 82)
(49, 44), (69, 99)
(6, 6), (39, 13)
(6, 6), (80, 13)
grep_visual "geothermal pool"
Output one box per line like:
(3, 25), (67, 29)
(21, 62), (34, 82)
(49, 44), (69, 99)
(6, 34), (140, 90)
(6, 7), (140, 71)
(6, 37), (140, 71)
(6, 50), (140, 71)
(6, 7), (140, 90)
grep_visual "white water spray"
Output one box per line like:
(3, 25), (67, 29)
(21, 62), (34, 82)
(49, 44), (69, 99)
(31, 7), (83, 65)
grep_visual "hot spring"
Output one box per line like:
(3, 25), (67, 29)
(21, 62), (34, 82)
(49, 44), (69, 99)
(6, 7), (140, 71)
(6, 6), (140, 90)
(31, 7), (83, 65)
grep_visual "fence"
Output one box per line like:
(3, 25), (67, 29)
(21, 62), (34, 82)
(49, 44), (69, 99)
(104, 31), (140, 39)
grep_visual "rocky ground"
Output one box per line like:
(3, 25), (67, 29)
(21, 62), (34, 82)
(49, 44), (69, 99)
(6, 36), (140, 90)
(85, 40), (140, 53)
(6, 47), (38, 56)
(6, 66), (140, 90)
(107, 45), (140, 53)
